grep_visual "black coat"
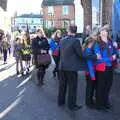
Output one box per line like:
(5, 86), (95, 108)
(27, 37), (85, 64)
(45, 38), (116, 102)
(32, 36), (49, 55)
(59, 35), (96, 71)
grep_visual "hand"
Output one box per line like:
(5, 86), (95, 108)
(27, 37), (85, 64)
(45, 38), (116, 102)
(96, 53), (102, 60)
(113, 42), (118, 48)
(112, 55), (116, 61)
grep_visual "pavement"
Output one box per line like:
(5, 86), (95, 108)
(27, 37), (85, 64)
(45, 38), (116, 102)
(0, 57), (120, 120)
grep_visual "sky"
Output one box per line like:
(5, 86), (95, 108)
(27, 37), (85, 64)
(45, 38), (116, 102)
(7, 0), (43, 16)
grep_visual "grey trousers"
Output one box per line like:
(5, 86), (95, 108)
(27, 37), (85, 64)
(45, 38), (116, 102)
(16, 57), (23, 73)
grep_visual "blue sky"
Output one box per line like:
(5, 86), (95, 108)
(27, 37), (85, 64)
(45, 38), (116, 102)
(7, 0), (43, 16)
(92, 0), (99, 11)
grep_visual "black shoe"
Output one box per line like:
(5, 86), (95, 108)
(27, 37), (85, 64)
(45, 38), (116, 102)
(21, 72), (24, 76)
(96, 106), (110, 112)
(53, 71), (56, 77)
(58, 103), (65, 107)
(17, 71), (19, 75)
(104, 104), (112, 109)
(69, 104), (82, 111)
(86, 103), (95, 109)
(27, 68), (30, 72)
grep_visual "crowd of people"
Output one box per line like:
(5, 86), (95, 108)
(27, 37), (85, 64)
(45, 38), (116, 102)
(0, 24), (120, 112)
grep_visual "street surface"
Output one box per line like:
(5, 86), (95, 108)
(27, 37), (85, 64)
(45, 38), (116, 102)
(0, 57), (120, 120)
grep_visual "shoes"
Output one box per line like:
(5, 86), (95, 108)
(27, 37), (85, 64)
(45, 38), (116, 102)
(21, 72), (24, 76)
(17, 71), (19, 75)
(4, 62), (7, 64)
(104, 104), (112, 109)
(69, 104), (83, 111)
(27, 68), (30, 72)
(53, 71), (56, 77)
(86, 103), (95, 109)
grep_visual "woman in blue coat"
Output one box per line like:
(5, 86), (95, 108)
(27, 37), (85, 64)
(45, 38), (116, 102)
(50, 30), (62, 78)
(95, 27), (117, 110)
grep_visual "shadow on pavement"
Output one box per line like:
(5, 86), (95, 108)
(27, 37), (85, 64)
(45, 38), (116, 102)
(0, 64), (120, 120)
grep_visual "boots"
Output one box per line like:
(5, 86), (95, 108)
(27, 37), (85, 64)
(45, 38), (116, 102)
(37, 68), (45, 86)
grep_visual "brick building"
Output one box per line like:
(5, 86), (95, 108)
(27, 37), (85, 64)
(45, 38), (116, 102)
(42, 0), (75, 28)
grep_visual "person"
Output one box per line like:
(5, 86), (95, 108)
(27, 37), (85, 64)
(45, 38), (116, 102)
(82, 37), (98, 109)
(6, 32), (11, 56)
(1, 37), (9, 64)
(13, 37), (24, 76)
(0, 30), (4, 57)
(95, 27), (117, 110)
(21, 33), (31, 74)
(50, 30), (61, 78)
(32, 28), (50, 86)
(58, 25), (101, 111)
(83, 25), (92, 44)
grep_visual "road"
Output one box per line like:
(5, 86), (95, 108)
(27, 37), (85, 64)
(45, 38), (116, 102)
(0, 57), (120, 120)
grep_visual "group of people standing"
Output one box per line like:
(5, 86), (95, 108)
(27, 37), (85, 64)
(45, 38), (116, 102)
(56, 25), (119, 111)
(0, 24), (119, 112)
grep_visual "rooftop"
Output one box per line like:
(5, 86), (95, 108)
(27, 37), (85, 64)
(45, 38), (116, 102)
(16, 14), (43, 18)
(42, 0), (74, 6)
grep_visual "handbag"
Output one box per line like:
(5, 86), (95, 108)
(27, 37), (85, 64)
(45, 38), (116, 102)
(37, 53), (51, 66)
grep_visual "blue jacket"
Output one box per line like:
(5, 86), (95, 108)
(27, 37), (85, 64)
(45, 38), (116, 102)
(83, 47), (96, 80)
(50, 39), (60, 53)
(94, 41), (115, 67)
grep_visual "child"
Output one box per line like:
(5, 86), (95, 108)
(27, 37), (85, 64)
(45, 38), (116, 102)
(83, 37), (99, 108)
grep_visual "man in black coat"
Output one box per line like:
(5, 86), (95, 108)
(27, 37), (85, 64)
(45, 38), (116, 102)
(58, 25), (100, 111)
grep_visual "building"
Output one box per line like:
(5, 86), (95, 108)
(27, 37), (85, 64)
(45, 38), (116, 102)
(0, 0), (7, 11)
(0, 0), (9, 30)
(42, 0), (75, 28)
(12, 13), (43, 32)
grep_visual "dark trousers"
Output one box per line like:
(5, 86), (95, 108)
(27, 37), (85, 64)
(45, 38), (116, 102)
(8, 48), (11, 55)
(58, 71), (78, 108)
(96, 67), (113, 108)
(53, 56), (59, 71)
(3, 49), (7, 62)
(37, 66), (46, 84)
(85, 75), (96, 105)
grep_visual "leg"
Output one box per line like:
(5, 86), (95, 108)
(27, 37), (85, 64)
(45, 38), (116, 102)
(20, 56), (24, 75)
(85, 75), (95, 108)
(52, 56), (57, 77)
(96, 71), (106, 109)
(16, 58), (19, 74)
(104, 67), (113, 107)
(58, 71), (67, 105)
(67, 71), (78, 109)
(3, 50), (7, 63)
(37, 66), (46, 86)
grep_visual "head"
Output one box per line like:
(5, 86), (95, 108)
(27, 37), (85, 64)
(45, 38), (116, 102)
(98, 27), (108, 40)
(52, 30), (62, 39)
(22, 32), (30, 44)
(37, 28), (46, 38)
(67, 25), (77, 36)
(56, 30), (62, 38)
(15, 37), (21, 44)
(83, 37), (96, 50)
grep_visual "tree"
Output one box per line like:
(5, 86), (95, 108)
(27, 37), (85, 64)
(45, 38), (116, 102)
(102, 0), (113, 25)
(81, 0), (92, 30)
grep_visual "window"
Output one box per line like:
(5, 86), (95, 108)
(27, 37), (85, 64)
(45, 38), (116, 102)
(48, 6), (54, 15)
(47, 21), (52, 28)
(63, 6), (69, 15)
(45, 20), (52, 28)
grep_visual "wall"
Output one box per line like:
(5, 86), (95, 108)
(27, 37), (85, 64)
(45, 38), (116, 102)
(43, 5), (75, 28)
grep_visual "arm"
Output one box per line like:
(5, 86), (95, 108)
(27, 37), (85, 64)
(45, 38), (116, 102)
(73, 39), (97, 60)
(50, 39), (58, 52)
